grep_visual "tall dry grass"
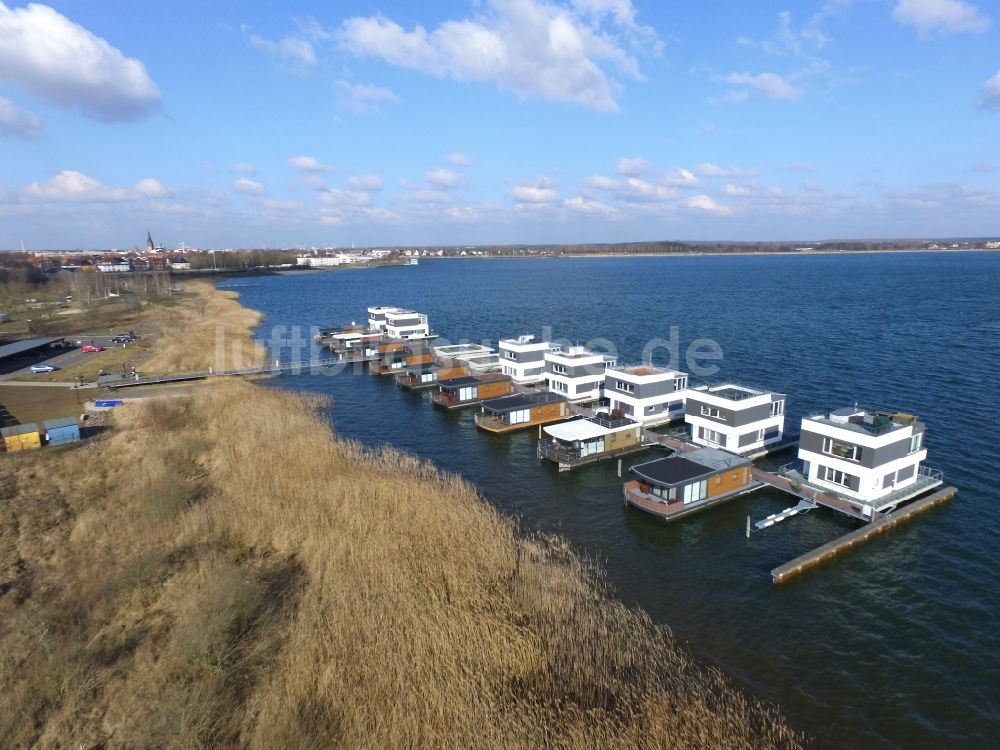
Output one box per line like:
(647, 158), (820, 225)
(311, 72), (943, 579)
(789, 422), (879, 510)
(0, 382), (803, 748)
(141, 281), (265, 372)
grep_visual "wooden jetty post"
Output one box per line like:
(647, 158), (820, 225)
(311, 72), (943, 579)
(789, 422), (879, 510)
(770, 487), (957, 584)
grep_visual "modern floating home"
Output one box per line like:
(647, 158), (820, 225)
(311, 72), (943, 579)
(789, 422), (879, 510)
(794, 407), (942, 516)
(371, 343), (434, 375)
(604, 364), (689, 426)
(44, 416), (80, 445)
(326, 328), (383, 358)
(684, 384), (786, 457)
(431, 373), (513, 409)
(544, 346), (617, 403)
(538, 412), (645, 471)
(367, 306), (436, 341)
(623, 447), (757, 521)
(396, 362), (468, 390)
(1, 422), (42, 452)
(432, 343), (500, 373)
(499, 335), (560, 385)
(474, 391), (571, 433)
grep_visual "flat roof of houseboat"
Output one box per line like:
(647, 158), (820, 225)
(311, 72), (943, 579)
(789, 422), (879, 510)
(692, 383), (781, 401)
(437, 375), (482, 388)
(610, 364), (681, 377)
(480, 391), (566, 412)
(544, 416), (636, 441)
(630, 447), (750, 486)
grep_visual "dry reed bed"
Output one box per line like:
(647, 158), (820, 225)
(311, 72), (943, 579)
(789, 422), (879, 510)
(141, 281), (265, 373)
(0, 381), (803, 748)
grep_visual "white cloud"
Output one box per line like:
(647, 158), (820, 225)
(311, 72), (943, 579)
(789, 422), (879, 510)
(663, 168), (698, 187)
(233, 178), (266, 196)
(564, 195), (618, 215)
(723, 72), (802, 100)
(231, 163), (256, 175)
(334, 79), (399, 114)
(316, 188), (373, 207)
(338, 0), (659, 112)
(615, 156), (649, 175)
(510, 181), (560, 204)
(425, 168), (461, 188)
(447, 152), (472, 166)
(248, 33), (317, 66)
(289, 155), (333, 172)
(0, 95), (41, 138)
(347, 175), (384, 191)
(723, 184), (753, 197)
(133, 178), (169, 198)
(20, 170), (169, 202)
(687, 194), (732, 214)
(978, 70), (1000, 110)
(892, 0), (990, 36)
(0, 2), (160, 122)
(697, 163), (758, 178)
(584, 174), (677, 202)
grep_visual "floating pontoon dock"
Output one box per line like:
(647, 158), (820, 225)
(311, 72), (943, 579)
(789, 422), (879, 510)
(769, 486), (957, 584)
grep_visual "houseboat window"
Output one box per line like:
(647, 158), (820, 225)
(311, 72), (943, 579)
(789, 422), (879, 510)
(683, 480), (707, 504)
(820, 466), (854, 487)
(771, 400), (784, 416)
(509, 408), (530, 425)
(822, 437), (861, 462)
(909, 433), (923, 452)
(699, 426), (725, 446)
(674, 377), (687, 390)
(700, 405), (724, 419)
(883, 472), (896, 489)
(616, 381), (634, 393)
(551, 364), (568, 375)
(459, 386), (476, 402)
(550, 381), (567, 393)
(757, 428), (766, 442)
(504, 350), (516, 360)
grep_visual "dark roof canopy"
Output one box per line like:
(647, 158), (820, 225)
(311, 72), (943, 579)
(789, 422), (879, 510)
(480, 391), (566, 413)
(630, 456), (714, 487)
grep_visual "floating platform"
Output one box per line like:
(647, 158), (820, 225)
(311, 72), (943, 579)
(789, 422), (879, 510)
(770, 486), (957, 584)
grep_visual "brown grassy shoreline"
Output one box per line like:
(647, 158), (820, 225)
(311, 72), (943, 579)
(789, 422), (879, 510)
(0, 285), (803, 748)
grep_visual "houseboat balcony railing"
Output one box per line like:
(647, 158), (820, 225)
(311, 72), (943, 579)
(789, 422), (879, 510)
(537, 437), (589, 463)
(474, 413), (507, 430)
(917, 465), (943, 482)
(589, 413), (635, 430)
(693, 382), (768, 401)
(431, 392), (462, 406)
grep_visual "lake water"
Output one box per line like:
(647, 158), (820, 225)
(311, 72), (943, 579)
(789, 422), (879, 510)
(226, 252), (1000, 749)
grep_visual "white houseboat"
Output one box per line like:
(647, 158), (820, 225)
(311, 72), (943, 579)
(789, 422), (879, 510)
(604, 364), (689, 427)
(794, 407), (942, 517)
(538, 413), (646, 471)
(684, 384), (786, 457)
(498, 335), (560, 385)
(367, 306), (437, 341)
(544, 346), (617, 403)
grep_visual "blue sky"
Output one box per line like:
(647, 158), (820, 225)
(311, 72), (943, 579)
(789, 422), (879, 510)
(0, 0), (998, 249)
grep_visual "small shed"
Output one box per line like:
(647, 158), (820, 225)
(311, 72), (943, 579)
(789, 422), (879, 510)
(1, 423), (42, 452)
(44, 416), (81, 445)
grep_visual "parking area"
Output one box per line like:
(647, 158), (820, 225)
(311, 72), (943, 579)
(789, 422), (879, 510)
(0, 333), (146, 382)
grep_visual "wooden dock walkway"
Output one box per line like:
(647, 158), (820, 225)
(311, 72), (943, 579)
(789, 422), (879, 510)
(100, 358), (345, 389)
(770, 486), (957, 584)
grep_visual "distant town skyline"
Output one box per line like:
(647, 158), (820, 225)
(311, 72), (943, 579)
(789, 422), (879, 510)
(1, 0), (998, 249)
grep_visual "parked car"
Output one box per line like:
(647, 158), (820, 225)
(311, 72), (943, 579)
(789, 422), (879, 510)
(80, 345), (104, 353)
(30, 363), (56, 374)
(110, 336), (132, 344)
